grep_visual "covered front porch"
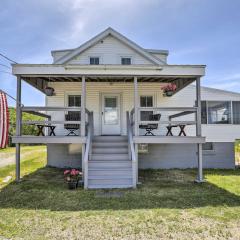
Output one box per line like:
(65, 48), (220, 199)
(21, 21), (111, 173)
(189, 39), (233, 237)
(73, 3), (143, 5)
(12, 63), (206, 188)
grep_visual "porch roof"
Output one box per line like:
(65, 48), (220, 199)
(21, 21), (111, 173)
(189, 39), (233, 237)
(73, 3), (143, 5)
(12, 64), (205, 94)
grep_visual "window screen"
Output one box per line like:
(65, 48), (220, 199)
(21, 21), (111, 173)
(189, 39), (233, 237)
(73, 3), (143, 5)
(121, 57), (131, 65)
(207, 101), (231, 124)
(90, 57), (99, 65)
(201, 101), (207, 124)
(232, 101), (240, 124)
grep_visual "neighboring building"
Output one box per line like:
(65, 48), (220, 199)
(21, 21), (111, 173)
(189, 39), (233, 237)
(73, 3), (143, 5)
(12, 27), (239, 189)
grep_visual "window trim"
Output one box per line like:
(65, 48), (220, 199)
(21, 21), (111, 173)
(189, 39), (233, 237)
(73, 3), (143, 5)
(89, 56), (100, 65)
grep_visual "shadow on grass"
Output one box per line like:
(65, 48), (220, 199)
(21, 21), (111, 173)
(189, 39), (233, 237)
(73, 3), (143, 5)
(0, 167), (240, 211)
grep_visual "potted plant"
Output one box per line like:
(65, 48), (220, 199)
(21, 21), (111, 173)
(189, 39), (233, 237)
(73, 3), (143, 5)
(64, 169), (82, 190)
(161, 83), (177, 97)
(44, 86), (55, 96)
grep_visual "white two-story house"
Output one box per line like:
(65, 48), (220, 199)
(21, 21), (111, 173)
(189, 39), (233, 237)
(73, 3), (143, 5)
(12, 27), (240, 189)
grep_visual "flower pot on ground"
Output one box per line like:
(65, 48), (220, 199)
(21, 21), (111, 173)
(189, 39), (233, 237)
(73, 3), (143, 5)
(161, 83), (177, 97)
(44, 87), (55, 96)
(64, 169), (82, 190)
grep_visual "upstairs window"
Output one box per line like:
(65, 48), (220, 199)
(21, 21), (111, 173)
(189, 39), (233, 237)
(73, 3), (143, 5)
(90, 57), (99, 65)
(121, 57), (131, 65)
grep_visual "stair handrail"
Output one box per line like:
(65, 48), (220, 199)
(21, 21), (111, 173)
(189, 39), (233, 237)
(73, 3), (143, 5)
(126, 111), (137, 187)
(83, 111), (93, 189)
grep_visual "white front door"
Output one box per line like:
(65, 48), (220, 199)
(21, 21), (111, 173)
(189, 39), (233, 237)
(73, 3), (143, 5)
(101, 94), (121, 135)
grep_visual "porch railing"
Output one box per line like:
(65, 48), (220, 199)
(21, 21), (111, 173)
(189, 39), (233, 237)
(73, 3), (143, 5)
(83, 111), (93, 189)
(126, 111), (137, 188)
(131, 107), (198, 136)
(19, 106), (91, 136)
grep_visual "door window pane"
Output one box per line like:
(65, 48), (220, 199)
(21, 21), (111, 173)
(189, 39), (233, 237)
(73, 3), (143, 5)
(104, 97), (118, 125)
(207, 101), (231, 124)
(232, 101), (240, 124)
(105, 97), (117, 108)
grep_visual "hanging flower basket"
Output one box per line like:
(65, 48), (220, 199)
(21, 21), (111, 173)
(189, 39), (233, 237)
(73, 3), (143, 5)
(161, 83), (177, 97)
(44, 87), (55, 96)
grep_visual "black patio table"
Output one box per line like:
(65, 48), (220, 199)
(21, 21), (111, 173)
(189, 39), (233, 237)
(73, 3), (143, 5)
(36, 124), (56, 136)
(166, 124), (187, 136)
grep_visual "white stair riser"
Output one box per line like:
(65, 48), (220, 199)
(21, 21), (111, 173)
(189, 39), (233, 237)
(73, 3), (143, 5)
(91, 154), (129, 161)
(89, 178), (132, 185)
(93, 136), (127, 142)
(89, 169), (132, 176)
(92, 148), (128, 154)
(93, 142), (128, 148)
(88, 184), (133, 189)
(89, 161), (132, 168)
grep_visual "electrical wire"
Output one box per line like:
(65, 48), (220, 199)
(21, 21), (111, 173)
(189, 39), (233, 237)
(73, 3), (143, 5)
(0, 53), (17, 64)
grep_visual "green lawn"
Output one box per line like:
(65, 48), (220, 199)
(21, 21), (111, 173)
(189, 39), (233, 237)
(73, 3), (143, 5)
(0, 147), (240, 239)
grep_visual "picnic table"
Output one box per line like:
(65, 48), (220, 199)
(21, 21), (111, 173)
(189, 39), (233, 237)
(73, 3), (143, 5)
(36, 125), (56, 136)
(166, 124), (187, 136)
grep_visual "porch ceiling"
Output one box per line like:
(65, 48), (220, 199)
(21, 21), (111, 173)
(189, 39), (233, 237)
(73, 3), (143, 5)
(21, 75), (196, 94)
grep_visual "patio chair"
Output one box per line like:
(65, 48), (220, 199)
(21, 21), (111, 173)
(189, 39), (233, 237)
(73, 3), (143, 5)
(64, 112), (81, 136)
(139, 113), (161, 136)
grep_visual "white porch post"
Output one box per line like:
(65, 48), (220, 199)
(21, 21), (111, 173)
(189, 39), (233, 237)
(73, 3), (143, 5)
(81, 76), (86, 179)
(195, 77), (204, 182)
(16, 75), (22, 182)
(134, 76), (139, 184)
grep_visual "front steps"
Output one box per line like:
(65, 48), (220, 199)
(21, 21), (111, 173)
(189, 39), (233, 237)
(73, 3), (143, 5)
(88, 136), (133, 189)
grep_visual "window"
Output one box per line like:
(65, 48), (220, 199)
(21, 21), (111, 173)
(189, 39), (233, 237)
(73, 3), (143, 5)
(207, 101), (231, 124)
(68, 95), (81, 107)
(140, 96), (153, 121)
(140, 96), (153, 107)
(90, 57), (99, 65)
(201, 101), (207, 124)
(202, 142), (214, 151)
(232, 101), (240, 124)
(121, 57), (131, 65)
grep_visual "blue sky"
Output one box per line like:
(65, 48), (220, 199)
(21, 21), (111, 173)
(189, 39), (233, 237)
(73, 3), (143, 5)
(0, 0), (240, 106)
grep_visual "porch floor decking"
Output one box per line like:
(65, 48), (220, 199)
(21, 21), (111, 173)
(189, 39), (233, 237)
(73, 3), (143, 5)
(12, 136), (87, 144)
(134, 136), (205, 144)
(12, 135), (205, 144)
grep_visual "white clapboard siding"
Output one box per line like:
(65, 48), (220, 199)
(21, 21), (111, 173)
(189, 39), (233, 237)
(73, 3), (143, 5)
(46, 83), (240, 142)
(66, 35), (153, 65)
(150, 53), (167, 63)
(52, 50), (71, 63)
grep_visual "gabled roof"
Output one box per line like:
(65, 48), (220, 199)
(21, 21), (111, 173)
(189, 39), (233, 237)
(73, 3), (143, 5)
(54, 27), (166, 65)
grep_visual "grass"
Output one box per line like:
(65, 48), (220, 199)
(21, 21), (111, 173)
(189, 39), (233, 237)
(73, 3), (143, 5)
(0, 147), (240, 239)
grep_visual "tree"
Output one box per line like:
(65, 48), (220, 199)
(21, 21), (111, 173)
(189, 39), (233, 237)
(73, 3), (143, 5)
(8, 107), (44, 145)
